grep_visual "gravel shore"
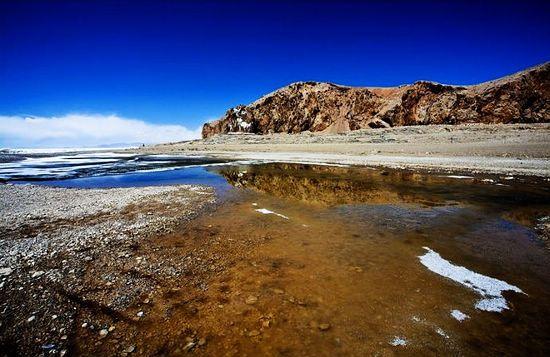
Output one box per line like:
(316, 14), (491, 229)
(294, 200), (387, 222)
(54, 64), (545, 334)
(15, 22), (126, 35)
(0, 183), (215, 355)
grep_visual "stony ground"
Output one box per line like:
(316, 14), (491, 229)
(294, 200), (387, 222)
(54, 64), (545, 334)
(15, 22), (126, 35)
(0, 184), (215, 356)
(131, 123), (550, 177)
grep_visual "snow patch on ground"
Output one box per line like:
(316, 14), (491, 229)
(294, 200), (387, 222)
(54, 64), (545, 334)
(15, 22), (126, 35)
(450, 309), (469, 322)
(419, 247), (524, 312)
(255, 208), (289, 220)
(236, 118), (251, 130)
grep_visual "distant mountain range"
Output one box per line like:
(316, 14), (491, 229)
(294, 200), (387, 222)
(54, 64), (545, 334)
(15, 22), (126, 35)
(202, 62), (549, 138)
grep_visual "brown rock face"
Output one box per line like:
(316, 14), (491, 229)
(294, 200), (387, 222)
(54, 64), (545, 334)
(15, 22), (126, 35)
(202, 62), (549, 138)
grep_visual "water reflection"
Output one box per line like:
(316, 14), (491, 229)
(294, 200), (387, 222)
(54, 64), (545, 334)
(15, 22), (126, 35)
(217, 163), (550, 210)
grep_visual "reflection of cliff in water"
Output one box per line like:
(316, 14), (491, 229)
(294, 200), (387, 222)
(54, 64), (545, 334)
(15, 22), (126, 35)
(218, 163), (549, 209)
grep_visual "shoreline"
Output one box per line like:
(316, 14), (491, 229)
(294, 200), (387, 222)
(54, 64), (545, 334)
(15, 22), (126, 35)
(127, 123), (550, 177)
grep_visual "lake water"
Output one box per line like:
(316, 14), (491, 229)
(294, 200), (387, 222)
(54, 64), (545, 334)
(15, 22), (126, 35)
(2, 152), (550, 355)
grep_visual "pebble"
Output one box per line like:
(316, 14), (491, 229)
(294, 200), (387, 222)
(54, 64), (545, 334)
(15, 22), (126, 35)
(183, 341), (196, 351)
(123, 345), (135, 353)
(0, 267), (13, 276)
(81, 322), (88, 328)
(31, 270), (45, 278)
(319, 323), (331, 331)
(248, 330), (261, 337)
(99, 329), (109, 337)
(245, 295), (258, 305)
(136, 311), (144, 317)
(198, 338), (206, 346)
(27, 315), (36, 323)
(108, 325), (116, 332)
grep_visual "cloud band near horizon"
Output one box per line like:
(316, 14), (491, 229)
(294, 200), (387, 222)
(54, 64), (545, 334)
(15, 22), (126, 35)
(0, 114), (202, 148)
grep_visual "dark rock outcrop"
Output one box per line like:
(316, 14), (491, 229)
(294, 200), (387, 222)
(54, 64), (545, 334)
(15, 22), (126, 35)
(202, 62), (549, 138)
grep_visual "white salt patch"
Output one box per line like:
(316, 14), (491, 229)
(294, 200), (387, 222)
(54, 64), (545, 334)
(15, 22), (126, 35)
(255, 208), (289, 220)
(389, 336), (407, 346)
(450, 309), (469, 322)
(252, 203), (258, 206)
(419, 247), (523, 312)
(445, 175), (474, 179)
(482, 179), (495, 183)
(411, 316), (421, 323)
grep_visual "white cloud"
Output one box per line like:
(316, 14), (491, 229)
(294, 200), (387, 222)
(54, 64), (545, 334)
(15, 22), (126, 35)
(0, 113), (202, 148)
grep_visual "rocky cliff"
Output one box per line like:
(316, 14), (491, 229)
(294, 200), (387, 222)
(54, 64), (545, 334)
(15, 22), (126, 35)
(202, 62), (549, 138)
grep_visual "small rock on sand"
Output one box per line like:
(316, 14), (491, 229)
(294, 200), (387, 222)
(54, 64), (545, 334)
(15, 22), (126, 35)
(245, 295), (258, 305)
(123, 345), (135, 353)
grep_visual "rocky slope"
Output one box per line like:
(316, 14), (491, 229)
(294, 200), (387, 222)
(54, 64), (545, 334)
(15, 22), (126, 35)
(202, 62), (549, 138)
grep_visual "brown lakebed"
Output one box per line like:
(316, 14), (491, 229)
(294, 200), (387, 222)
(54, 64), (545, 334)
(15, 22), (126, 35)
(1, 163), (550, 356)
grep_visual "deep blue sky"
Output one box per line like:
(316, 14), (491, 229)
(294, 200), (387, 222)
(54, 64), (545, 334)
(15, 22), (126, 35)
(1, 0), (549, 128)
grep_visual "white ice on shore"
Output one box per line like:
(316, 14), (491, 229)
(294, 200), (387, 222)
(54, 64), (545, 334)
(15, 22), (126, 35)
(255, 208), (289, 219)
(419, 247), (524, 312)
(450, 309), (469, 322)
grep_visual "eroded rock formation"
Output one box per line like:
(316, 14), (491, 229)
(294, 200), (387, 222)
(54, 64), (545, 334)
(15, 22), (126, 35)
(202, 62), (549, 138)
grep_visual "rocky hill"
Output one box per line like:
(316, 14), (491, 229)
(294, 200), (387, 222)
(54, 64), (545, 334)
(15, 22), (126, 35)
(202, 62), (549, 138)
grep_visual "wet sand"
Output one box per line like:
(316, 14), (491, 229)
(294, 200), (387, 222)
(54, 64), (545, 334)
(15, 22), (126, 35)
(1, 164), (549, 356)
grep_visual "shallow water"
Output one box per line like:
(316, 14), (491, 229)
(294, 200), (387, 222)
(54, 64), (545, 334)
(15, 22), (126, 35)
(187, 164), (550, 355)
(72, 162), (548, 356)
(4, 155), (550, 355)
(0, 152), (233, 181)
